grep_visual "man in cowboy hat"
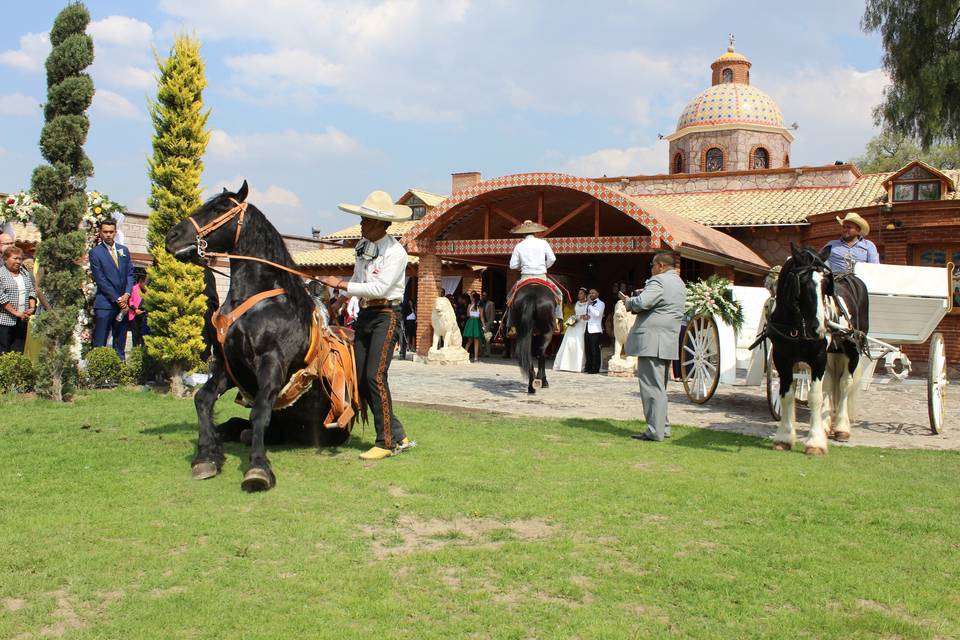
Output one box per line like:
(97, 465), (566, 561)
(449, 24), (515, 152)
(822, 212), (879, 274)
(504, 219), (563, 336)
(317, 190), (415, 461)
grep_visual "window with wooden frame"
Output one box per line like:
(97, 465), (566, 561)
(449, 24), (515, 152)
(704, 147), (724, 172)
(892, 165), (943, 201)
(914, 243), (960, 309)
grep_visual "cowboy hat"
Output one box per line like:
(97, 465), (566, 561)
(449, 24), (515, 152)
(509, 219), (548, 234)
(836, 212), (869, 237)
(338, 190), (412, 222)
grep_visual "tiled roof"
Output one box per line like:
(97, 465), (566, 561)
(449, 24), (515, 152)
(676, 83), (783, 131)
(293, 247), (420, 268)
(320, 220), (418, 241)
(403, 189), (447, 207)
(631, 171), (960, 226)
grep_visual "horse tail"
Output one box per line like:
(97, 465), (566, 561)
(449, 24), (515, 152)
(515, 295), (534, 376)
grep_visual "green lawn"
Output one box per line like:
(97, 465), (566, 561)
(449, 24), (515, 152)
(2, 389), (958, 639)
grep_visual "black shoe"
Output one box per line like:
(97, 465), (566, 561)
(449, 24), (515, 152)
(631, 432), (660, 442)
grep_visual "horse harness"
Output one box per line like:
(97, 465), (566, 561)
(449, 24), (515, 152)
(188, 199), (361, 429)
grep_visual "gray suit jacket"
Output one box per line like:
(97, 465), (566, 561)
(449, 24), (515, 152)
(624, 270), (686, 359)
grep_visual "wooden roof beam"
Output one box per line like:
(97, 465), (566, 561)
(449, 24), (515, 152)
(542, 200), (593, 237)
(491, 206), (520, 226)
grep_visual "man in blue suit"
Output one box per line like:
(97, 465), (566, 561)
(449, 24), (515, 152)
(89, 219), (135, 359)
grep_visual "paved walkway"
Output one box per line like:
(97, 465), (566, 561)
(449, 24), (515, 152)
(391, 357), (959, 451)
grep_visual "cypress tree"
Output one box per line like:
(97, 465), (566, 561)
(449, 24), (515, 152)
(145, 35), (210, 396)
(30, 2), (95, 401)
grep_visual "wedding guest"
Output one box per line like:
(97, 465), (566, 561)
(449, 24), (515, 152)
(583, 288), (605, 373)
(0, 246), (37, 353)
(400, 299), (416, 359)
(462, 291), (485, 362)
(128, 273), (149, 348)
(89, 218), (134, 359)
(554, 287), (588, 372)
(0, 233), (13, 254)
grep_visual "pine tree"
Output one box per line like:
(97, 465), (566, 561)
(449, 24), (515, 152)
(29, 2), (95, 401)
(145, 35), (210, 396)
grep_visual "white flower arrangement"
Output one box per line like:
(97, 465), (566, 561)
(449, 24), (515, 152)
(685, 275), (744, 333)
(0, 191), (45, 225)
(83, 191), (125, 229)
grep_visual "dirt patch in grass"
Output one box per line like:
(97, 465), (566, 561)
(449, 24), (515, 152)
(149, 586), (187, 598)
(362, 515), (555, 558)
(388, 485), (411, 498)
(18, 590), (122, 639)
(5, 598), (26, 611)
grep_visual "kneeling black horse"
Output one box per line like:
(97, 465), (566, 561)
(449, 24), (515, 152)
(166, 181), (351, 491)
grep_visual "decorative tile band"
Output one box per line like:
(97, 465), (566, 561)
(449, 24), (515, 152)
(434, 235), (659, 256)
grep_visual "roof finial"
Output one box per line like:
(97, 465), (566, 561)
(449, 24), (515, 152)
(728, 33), (735, 52)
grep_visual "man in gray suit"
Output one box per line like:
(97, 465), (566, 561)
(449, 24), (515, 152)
(621, 251), (687, 442)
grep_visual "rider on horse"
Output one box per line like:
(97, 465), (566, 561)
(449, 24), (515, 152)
(504, 219), (564, 337)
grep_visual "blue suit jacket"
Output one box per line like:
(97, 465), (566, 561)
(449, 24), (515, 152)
(89, 242), (135, 311)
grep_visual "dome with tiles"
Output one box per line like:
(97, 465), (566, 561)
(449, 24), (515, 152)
(676, 83), (784, 132)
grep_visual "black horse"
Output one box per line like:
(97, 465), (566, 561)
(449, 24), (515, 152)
(165, 181), (349, 491)
(767, 243), (868, 455)
(509, 284), (556, 394)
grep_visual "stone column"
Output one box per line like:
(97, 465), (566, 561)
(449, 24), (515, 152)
(416, 252), (442, 357)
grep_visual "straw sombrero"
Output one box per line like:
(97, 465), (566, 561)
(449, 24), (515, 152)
(836, 212), (869, 237)
(509, 219), (548, 234)
(338, 190), (412, 222)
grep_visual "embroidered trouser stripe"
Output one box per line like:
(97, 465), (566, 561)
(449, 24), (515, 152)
(354, 308), (405, 449)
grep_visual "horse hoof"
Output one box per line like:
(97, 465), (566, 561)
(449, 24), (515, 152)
(832, 431), (850, 442)
(772, 441), (792, 452)
(241, 467), (275, 492)
(532, 379), (542, 389)
(527, 388), (536, 395)
(192, 461), (219, 480)
(541, 381), (549, 388)
(805, 446), (827, 457)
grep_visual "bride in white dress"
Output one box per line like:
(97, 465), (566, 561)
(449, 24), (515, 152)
(553, 287), (589, 372)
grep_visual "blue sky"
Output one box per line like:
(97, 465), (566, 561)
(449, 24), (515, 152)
(0, 1), (885, 236)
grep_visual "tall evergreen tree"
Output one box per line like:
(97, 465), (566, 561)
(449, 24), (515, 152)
(851, 130), (960, 172)
(145, 35), (210, 396)
(863, 1), (960, 147)
(30, 2), (95, 401)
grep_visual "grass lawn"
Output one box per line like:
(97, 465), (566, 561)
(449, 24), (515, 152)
(2, 389), (959, 639)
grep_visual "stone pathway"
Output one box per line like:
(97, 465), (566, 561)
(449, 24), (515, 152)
(390, 357), (959, 451)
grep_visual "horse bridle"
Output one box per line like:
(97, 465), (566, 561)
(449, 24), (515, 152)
(762, 262), (832, 343)
(185, 198), (318, 281)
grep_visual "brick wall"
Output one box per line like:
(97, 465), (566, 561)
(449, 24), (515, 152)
(613, 164), (857, 196)
(415, 253), (442, 355)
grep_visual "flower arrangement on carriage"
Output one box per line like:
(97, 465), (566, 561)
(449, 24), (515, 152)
(685, 274), (744, 333)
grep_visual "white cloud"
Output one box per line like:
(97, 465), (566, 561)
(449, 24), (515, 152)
(766, 66), (888, 163)
(92, 90), (143, 119)
(95, 64), (155, 90)
(562, 141), (669, 178)
(203, 177), (302, 208)
(208, 128), (364, 161)
(0, 93), (41, 117)
(89, 16), (153, 48)
(224, 49), (342, 87)
(0, 32), (50, 72)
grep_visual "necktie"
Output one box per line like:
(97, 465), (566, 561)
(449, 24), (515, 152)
(110, 246), (119, 268)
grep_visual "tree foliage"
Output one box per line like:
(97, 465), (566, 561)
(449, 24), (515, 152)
(851, 130), (960, 173)
(29, 2), (94, 401)
(863, 1), (960, 147)
(145, 35), (211, 394)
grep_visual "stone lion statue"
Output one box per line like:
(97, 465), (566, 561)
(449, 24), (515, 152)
(612, 299), (637, 361)
(431, 296), (462, 351)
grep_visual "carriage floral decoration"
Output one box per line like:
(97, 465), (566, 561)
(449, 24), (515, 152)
(685, 274), (744, 333)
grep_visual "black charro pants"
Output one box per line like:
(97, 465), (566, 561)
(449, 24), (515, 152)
(353, 307), (406, 448)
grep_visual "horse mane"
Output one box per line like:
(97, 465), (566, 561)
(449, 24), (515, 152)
(205, 194), (312, 312)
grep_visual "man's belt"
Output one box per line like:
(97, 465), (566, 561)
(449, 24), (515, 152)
(359, 298), (401, 310)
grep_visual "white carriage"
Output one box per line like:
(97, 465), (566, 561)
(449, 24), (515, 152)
(679, 262), (954, 433)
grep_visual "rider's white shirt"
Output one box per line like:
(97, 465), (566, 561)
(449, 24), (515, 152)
(346, 234), (407, 301)
(509, 235), (556, 275)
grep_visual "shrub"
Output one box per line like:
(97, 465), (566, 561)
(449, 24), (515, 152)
(83, 346), (122, 388)
(0, 352), (36, 393)
(34, 347), (79, 399)
(122, 346), (163, 385)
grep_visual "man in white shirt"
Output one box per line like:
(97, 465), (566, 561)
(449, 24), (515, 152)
(505, 219), (563, 336)
(582, 288), (605, 373)
(318, 190), (416, 461)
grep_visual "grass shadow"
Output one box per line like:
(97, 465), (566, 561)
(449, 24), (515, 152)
(141, 421), (199, 436)
(669, 427), (769, 452)
(560, 417), (637, 439)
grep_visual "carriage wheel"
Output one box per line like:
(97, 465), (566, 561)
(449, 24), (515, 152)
(681, 315), (720, 404)
(928, 332), (948, 434)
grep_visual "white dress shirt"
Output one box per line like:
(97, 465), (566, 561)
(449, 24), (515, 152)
(346, 233), (408, 301)
(586, 298), (605, 334)
(509, 235), (556, 275)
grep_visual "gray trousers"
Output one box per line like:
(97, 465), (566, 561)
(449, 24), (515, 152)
(637, 356), (671, 440)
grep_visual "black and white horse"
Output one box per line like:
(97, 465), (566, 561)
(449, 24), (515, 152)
(768, 244), (869, 455)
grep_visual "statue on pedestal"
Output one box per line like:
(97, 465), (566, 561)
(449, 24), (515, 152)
(607, 299), (638, 377)
(426, 295), (470, 364)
